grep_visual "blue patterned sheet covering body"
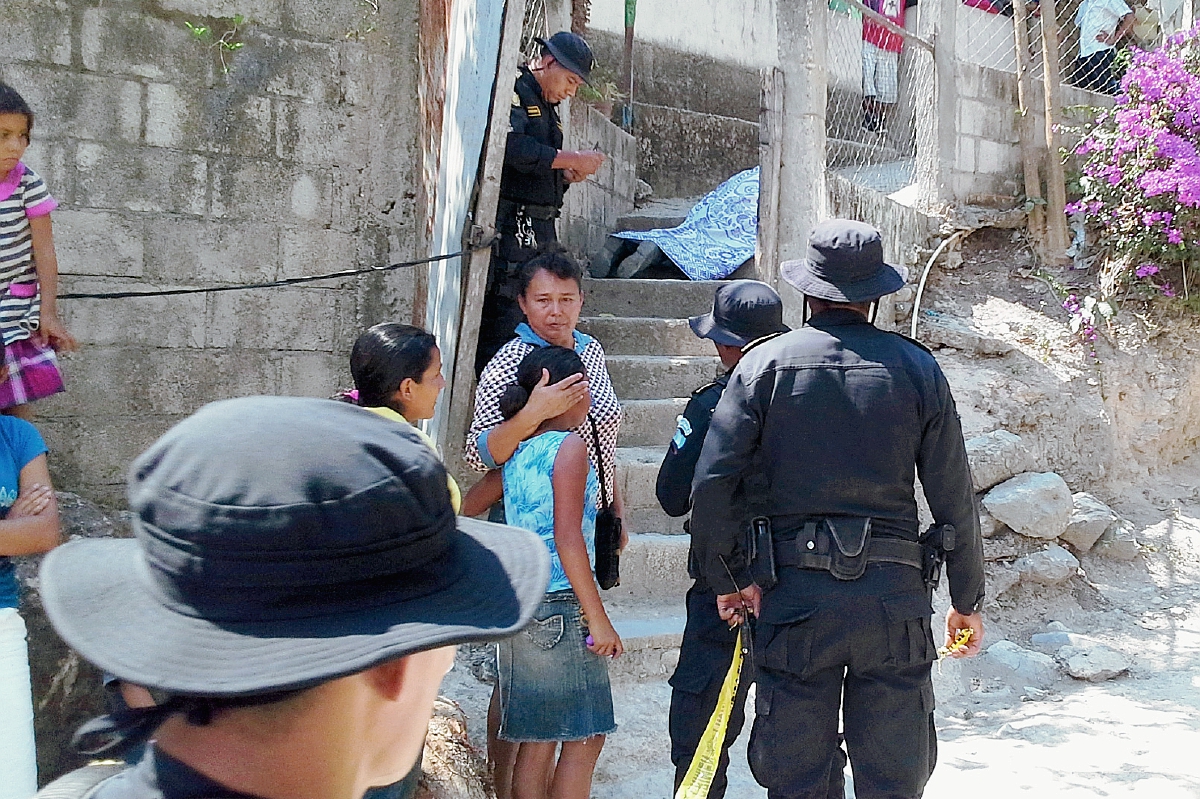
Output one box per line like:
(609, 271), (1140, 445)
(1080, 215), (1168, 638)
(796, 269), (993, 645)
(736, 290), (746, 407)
(503, 431), (600, 593)
(614, 167), (759, 281)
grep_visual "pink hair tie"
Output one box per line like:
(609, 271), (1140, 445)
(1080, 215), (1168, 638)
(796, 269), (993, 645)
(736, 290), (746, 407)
(347, 389), (360, 402)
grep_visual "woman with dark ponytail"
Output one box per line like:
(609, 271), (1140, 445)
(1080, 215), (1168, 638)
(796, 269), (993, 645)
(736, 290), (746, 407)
(346, 322), (460, 513)
(465, 346), (621, 799)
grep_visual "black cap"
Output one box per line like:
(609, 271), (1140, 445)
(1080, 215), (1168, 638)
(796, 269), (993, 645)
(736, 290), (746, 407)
(689, 280), (789, 348)
(39, 396), (550, 697)
(780, 219), (906, 303)
(536, 31), (595, 83)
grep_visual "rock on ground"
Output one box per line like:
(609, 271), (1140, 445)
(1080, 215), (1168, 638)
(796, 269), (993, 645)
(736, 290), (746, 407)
(1062, 492), (1121, 552)
(966, 430), (1033, 493)
(982, 472), (1073, 540)
(1091, 523), (1140, 561)
(980, 641), (1060, 688)
(1015, 544), (1080, 584)
(419, 698), (493, 799)
(1059, 644), (1131, 682)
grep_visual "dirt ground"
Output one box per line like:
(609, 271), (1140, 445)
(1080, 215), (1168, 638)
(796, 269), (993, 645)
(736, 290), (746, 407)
(438, 228), (1200, 797)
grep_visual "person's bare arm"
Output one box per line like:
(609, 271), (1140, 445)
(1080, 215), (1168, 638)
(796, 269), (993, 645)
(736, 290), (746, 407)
(461, 470), (504, 518)
(1110, 11), (1135, 42)
(553, 434), (622, 657)
(483, 371), (589, 467)
(28, 215), (78, 353)
(551, 150), (604, 176)
(0, 455), (61, 557)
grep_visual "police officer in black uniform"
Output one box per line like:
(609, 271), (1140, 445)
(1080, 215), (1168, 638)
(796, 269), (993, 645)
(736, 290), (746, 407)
(691, 220), (986, 799)
(657, 281), (790, 799)
(476, 31), (606, 375)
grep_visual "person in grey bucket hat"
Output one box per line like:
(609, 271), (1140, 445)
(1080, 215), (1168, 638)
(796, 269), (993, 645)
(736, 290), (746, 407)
(37, 396), (550, 799)
(690, 219), (985, 799)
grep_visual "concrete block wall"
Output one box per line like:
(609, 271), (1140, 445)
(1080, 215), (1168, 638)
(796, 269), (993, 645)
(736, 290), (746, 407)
(951, 60), (1111, 203)
(560, 102), (637, 260)
(2, 0), (425, 503)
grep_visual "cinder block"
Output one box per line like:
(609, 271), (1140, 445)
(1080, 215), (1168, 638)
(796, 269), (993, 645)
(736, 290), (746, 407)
(81, 8), (214, 86)
(279, 226), (360, 280)
(959, 99), (990, 138)
(0, 65), (142, 144)
(75, 142), (208, 215)
(274, 99), (369, 166)
(209, 157), (333, 225)
(54, 210), (145, 278)
(57, 281), (206, 348)
(1, 1), (72, 66)
(285, 0), (375, 41)
(240, 31), (340, 102)
(144, 218), (280, 284)
(159, 0), (284, 28)
(147, 83), (274, 155)
(277, 351), (349, 397)
(19, 142), (73, 205)
(205, 287), (342, 350)
(956, 136), (976, 173)
(977, 138), (1017, 176)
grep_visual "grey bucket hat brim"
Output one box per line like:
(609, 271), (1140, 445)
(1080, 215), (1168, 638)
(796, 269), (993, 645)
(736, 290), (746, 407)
(39, 516), (549, 697)
(780, 257), (906, 304)
(689, 312), (753, 347)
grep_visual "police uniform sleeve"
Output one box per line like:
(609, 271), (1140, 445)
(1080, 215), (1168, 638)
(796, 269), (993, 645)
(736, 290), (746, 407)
(690, 367), (765, 594)
(918, 369), (986, 614)
(504, 93), (558, 174)
(655, 385), (720, 518)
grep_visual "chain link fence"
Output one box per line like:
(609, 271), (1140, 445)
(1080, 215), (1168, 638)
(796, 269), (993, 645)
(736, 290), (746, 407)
(520, 0), (550, 63)
(824, 0), (939, 201)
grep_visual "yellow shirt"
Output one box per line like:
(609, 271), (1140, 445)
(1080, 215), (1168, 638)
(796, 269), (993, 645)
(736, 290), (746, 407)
(366, 406), (462, 514)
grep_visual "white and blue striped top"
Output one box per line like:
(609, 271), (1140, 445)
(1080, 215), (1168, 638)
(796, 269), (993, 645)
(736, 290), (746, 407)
(0, 163), (56, 345)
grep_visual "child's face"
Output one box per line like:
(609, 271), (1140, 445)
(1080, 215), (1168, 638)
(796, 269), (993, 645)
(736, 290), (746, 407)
(555, 380), (591, 429)
(0, 113), (30, 174)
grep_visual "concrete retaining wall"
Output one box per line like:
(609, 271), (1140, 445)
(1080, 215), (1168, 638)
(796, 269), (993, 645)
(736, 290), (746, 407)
(560, 102), (637, 261)
(3, 0), (425, 502)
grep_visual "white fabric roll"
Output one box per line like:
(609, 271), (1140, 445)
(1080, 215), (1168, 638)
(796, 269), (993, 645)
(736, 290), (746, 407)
(0, 607), (37, 799)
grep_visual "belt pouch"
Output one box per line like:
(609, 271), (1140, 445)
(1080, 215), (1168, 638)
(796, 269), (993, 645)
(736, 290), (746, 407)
(826, 517), (872, 580)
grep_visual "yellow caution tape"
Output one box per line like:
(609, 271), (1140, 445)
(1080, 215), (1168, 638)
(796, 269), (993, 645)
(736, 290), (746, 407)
(675, 628), (745, 799)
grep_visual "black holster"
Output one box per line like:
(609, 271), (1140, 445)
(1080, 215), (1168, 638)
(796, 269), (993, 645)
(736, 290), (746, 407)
(919, 523), (956, 590)
(746, 516), (777, 591)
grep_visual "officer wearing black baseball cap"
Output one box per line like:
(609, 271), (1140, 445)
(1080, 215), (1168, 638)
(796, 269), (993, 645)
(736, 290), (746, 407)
(477, 31), (607, 376)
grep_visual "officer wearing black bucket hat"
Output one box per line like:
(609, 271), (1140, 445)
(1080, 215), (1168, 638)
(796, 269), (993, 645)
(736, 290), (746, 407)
(477, 31), (607, 375)
(37, 396), (549, 799)
(691, 220), (985, 799)
(656, 281), (797, 799)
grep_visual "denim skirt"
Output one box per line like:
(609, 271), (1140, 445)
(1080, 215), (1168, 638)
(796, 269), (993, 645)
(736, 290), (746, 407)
(497, 590), (616, 742)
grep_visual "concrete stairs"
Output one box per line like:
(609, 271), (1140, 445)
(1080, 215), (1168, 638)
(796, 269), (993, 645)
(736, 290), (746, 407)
(578, 276), (727, 680)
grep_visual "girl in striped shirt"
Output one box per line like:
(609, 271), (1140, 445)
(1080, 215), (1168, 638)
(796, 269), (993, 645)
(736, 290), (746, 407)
(0, 84), (77, 419)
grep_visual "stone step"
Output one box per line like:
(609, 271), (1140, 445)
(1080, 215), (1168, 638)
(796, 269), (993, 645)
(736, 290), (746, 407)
(578, 316), (713, 357)
(612, 533), (693, 603)
(607, 355), (723, 400)
(619, 398), (687, 448)
(613, 196), (699, 232)
(583, 277), (724, 318)
(625, 505), (687, 536)
(616, 446), (667, 513)
(606, 609), (686, 682)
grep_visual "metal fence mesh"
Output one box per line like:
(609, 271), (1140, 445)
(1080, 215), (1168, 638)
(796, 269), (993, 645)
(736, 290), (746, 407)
(519, 0), (550, 63)
(824, 0), (939, 202)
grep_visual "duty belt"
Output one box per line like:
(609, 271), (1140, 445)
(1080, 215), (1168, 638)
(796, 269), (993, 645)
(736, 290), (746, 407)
(774, 519), (924, 581)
